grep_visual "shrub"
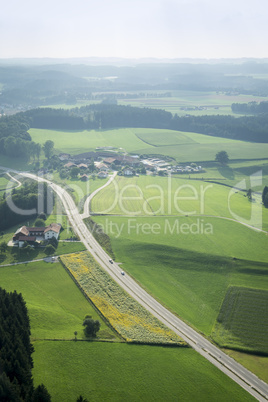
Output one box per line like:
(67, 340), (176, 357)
(34, 218), (46, 227)
(45, 244), (55, 255)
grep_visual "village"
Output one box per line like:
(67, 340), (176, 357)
(44, 147), (205, 181)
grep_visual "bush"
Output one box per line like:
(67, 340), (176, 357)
(44, 244), (55, 255)
(34, 218), (46, 227)
(38, 212), (47, 221)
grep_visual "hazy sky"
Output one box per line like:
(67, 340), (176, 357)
(1, 0), (267, 59)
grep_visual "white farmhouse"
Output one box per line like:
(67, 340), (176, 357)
(44, 223), (62, 240)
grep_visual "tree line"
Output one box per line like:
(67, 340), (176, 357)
(1, 103), (268, 158)
(231, 101), (268, 114)
(0, 115), (41, 159)
(24, 104), (268, 143)
(0, 287), (51, 401)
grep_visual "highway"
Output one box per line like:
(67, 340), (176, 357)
(5, 168), (268, 402)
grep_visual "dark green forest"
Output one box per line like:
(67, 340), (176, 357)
(0, 288), (51, 401)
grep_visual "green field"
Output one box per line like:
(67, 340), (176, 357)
(2, 127), (267, 170)
(94, 215), (268, 335)
(0, 253), (255, 401)
(91, 175), (268, 231)
(212, 287), (268, 354)
(0, 261), (116, 340)
(29, 127), (268, 163)
(32, 342), (254, 402)
(1, 112), (268, 398)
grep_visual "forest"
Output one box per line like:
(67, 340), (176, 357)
(0, 288), (50, 401)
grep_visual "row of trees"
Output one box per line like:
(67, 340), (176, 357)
(0, 136), (41, 159)
(0, 287), (51, 401)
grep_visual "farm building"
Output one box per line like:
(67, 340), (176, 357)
(80, 174), (89, 181)
(64, 162), (77, 168)
(77, 163), (88, 169)
(98, 171), (108, 179)
(13, 223), (62, 247)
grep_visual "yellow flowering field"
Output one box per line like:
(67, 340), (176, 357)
(60, 252), (186, 345)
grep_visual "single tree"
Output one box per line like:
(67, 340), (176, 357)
(70, 166), (80, 179)
(32, 384), (51, 402)
(83, 316), (100, 338)
(247, 188), (252, 201)
(44, 244), (55, 255)
(74, 331), (78, 341)
(262, 186), (268, 204)
(43, 140), (54, 159)
(35, 143), (42, 161)
(215, 151), (229, 165)
(34, 218), (46, 227)
(76, 396), (88, 402)
(264, 193), (268, 208)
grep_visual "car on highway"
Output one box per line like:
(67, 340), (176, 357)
(121, 271), (125, 275)
(109, 259), (113, 264)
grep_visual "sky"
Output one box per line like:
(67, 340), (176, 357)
(1, 0), (267, 60)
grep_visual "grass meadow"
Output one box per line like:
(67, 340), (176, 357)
(32, 341), (254, 402)
(93, 214), (268, 378)
(212, 287), (268, 354)
(29, 127), (268, 163)
(91, 175), (268, 231)
(0, 261), (116, 340)
(0, 251), (256, 400)
(94, 215), (268, 333)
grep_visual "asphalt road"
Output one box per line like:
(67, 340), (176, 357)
(6, 169), (268, 401)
